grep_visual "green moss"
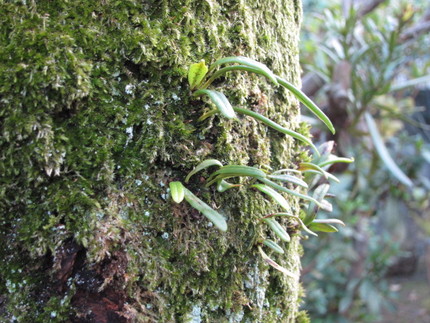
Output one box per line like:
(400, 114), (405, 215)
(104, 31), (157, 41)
(0, 0), (306, 321)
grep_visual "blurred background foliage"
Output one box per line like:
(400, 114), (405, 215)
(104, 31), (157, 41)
(299, 0), (430, 321)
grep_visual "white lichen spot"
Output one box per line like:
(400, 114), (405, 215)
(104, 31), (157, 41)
(125, 126), (133, 139)
(146, 303), (153, 309)
(229, 310), (245, 322)
(185, 304), (202, 323)
(207, 222), (213, 228)
(50, 311), (57, 318)
(161, 232), (169, 240)
(144, 211), (150, 217)
(125, 84), (135, 95)
(144, 104), (150, 110)
(135, 179), (142, 186)
(171, 93), (180, 101)
(147, 118), (153, 125)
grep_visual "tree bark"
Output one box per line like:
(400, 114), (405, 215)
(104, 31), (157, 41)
(0, 1), (308, 322)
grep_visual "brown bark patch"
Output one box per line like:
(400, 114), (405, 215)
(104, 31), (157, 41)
(72, 287), (127, 323)
(71, 250), (130, 322)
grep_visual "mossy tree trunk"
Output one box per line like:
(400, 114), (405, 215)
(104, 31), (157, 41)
(0, 1), (309, 322)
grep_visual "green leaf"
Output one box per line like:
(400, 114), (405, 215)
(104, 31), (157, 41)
(209, 56), (279, 85)
(308, 222), (338, 233)
(216, 180), (240, 192)
(302, 170), (340, 183)
(318, 155), (354, 168)
(299, 162), (326, 176)
(313, 218), (345, 226)
(264, 212), (318, 237)
(169, 181), (185, 203)
(208, 165), (266, 182)
(276, 76), (335, 134)
(202, 61), (335, 135)
(263, 239), (285, 254)
(252, 184), (289, 210)
(303, 184), (330, 225)
(183, 188), (227, 232)
(188, 60), (208, 90)
(364, 112), (413, 187)
(194, 89), (237, 119)
(257, 177), (323, 207)
(258, 246), (298, 279)
(234, 107), (319, 155)
(267, 174), (308, 188)
(272, 168), (302, 175)
(299, 162), (339, 182)
(263, 217), (290, 242)
(185, 159), (223, 183)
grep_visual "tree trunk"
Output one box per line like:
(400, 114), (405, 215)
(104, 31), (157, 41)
(0, 1), (308, 322)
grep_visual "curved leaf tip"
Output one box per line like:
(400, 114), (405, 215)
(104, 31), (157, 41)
(170, 181), (185, 203)
(194, 89), (237, 119)
(183, 188), (228, 232)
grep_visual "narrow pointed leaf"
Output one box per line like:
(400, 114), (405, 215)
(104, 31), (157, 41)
(272, 168), (302, 175)
(276, 76), (335, 134)
(188, 60), (209, 90)
(303, 184), (330, 225)
(312, 184), (331, 204)
(299, 162), (339, 182)
(216, 180), (240, 192)
(210, 165), (266, 179)
(318, 155), (354, 168)
(313, 218), (346, 226)
(205, 175), (230, 188)
(252, 184), (289, 210)
(185, 159), (223, 183)
(258, 246), (298, 279)
(263, 217), (290, 242)
(320, 199), (333, 212)
(234, 107), (319, 155)
(263, 239), (285, 254)
(194, 89), (237, 119)
(308, 222), (338, 233)
(264, 212), (318, 237)
(301, 169), (340, 183)
(169, 181), (185, 203)
(268, 174), (308, 188)
(202, 65), (268, 88)
(258, 177), (323, 207)
(209, 56), (279, 85)
(364, 112), (413, 187)
(183, 188), (227, 232)
(299, 162), (327, 177)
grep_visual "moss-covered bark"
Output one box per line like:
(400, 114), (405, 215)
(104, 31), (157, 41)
(0, 0), (309, 321)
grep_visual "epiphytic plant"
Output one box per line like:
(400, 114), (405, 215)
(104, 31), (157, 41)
(169, 57), (353, 274)
(189, 57), (336, 154)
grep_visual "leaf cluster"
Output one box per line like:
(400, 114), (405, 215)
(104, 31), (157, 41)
(170, 140), (352, 274)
